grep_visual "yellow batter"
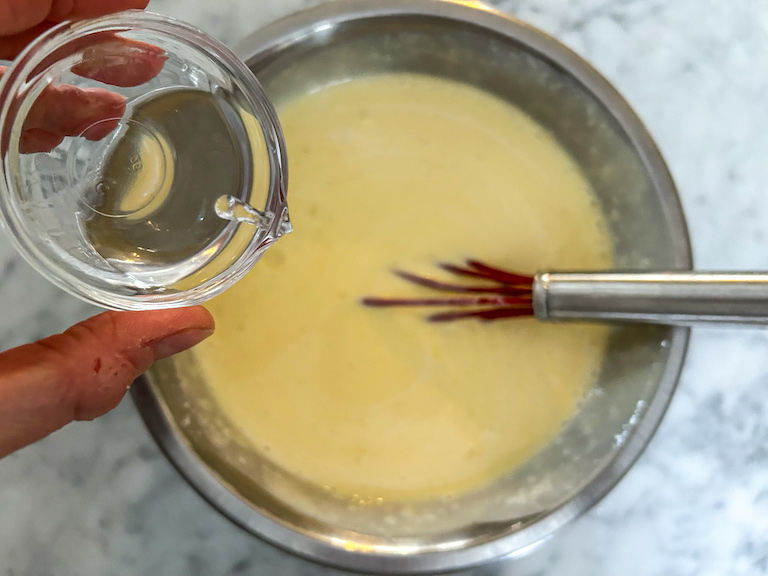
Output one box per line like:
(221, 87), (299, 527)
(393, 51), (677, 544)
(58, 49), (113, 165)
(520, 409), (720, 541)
(195, 75), (612, 501)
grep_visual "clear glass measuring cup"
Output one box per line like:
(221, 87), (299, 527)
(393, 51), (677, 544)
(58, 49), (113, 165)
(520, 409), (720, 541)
(0, 11), (290, 310)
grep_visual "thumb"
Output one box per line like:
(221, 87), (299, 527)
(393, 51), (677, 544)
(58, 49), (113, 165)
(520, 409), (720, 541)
(0, 307), (214, 458)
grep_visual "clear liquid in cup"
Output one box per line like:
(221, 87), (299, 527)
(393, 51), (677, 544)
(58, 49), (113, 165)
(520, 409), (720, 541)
(76, 87), (285, 289)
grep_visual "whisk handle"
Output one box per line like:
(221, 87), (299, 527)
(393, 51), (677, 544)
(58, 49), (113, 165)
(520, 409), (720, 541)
(534, 272), (768, 325)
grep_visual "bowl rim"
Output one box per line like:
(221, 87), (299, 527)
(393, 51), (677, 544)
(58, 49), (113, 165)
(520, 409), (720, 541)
(132, 0), (692, 573)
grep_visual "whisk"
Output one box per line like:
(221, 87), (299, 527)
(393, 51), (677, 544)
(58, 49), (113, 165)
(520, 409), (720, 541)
(362, 260), (768, 325)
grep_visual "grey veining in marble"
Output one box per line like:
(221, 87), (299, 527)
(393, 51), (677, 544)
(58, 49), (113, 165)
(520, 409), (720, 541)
(2, 1), (768, 575)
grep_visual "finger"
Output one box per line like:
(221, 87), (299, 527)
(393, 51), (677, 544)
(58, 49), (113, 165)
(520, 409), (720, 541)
(71, 37), (168, 88)
(0, 0), (149, 36)
(47, 0), (75, 21)
(19, 128), (64, 154)
(49, 0), (150, 21)
(19, 120), (117, 154)
(0, 21), (55, 60)
(0, 307), (215, 458)
(0, 67), (65, 153)
(4, 57), (161, 155)
(1, 31), (166, 86)
(0, 0), (53, 36)
(23, 83), (126, 142)
(0, 66), (66, 154)
(0, 0), (152, 61)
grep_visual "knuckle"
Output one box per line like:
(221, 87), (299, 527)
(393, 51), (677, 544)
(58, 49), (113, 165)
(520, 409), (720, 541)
(32, 312), (140, 421)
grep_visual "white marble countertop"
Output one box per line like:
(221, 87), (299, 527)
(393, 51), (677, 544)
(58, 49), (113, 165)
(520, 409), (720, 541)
(2, 1), (768, 575)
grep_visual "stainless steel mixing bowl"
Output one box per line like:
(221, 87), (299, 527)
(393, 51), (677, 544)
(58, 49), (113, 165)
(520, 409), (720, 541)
(132, 1), (692, 572)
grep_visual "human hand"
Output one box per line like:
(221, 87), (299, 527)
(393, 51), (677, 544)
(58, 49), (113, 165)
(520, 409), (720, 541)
(0, 0), (153, 58)
(1, 0), (167, 153)
(0, 307), (215, 458)
(0, 2), (216, 458)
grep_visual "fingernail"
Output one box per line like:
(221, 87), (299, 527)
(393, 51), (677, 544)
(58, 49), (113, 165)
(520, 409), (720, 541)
(134, 40), (168, 59)
(151, 329), (214, 360)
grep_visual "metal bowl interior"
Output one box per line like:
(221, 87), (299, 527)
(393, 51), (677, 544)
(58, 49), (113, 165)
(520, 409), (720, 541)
(132, 1), (692, 573)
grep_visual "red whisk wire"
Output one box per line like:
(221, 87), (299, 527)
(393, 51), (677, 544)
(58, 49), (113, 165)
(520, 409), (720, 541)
(362, 260), (535, 322)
